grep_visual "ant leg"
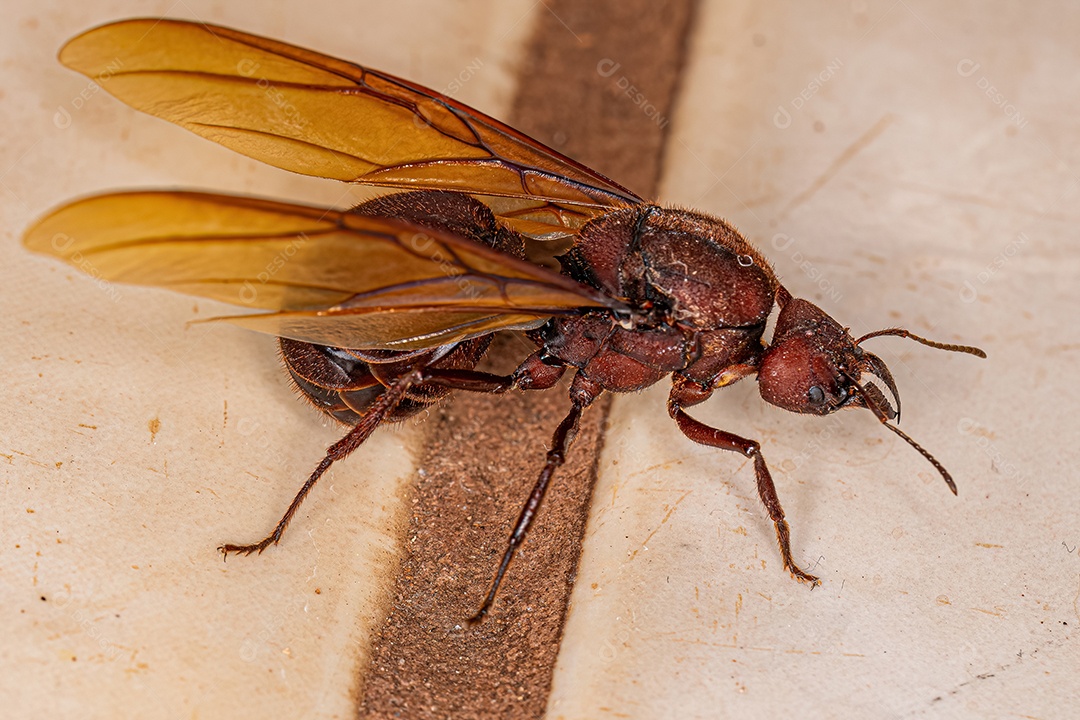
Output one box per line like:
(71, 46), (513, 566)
(468, 383), (592, 624)
(219, 368), (421, 557)
(421, 351), (567, 394)
(667, 376), (820, 586)
(421, 368), (516, 393)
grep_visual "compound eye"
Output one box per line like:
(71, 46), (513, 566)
(807, 385), (825, 405)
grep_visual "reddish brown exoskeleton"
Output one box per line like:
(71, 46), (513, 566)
(24, 19), (985, 622)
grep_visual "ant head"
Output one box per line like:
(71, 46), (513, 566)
(756, 293), (986, 494)
(757, 297), (886, 417)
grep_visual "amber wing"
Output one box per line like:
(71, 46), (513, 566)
(58, 18), (643, 238)
(23, 191), (625, 350)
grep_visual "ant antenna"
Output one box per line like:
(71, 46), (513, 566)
(845, 373), (958, 495)
(855, 328), (985, 424)
(856, 328), (986, 358)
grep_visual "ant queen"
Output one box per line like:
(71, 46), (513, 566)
(25, 19), (985, 621)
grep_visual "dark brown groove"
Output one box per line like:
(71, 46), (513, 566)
(356, 2), (698, 718)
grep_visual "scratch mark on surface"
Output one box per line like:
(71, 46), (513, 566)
(8, 450), (52, 469)
(971, 607), (1006, 618)
(1073, 574), (1079, 625)
(929, 672), (999, 706)
(666, 636), (867, 658)
(624, 458), (692, 485)
(894, 181), (1080, 223)
(779, 114), (895, 218)
(628, 490), (692, 560)
(147, 417), (161, 444)
(975, 542), (1004, 548)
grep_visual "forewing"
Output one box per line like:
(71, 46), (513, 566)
(23, 191), (622, 349)
(59, 18), (643, 230)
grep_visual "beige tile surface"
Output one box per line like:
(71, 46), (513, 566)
(550, 2), (1079, 719)
(1, 2), (534, 717)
